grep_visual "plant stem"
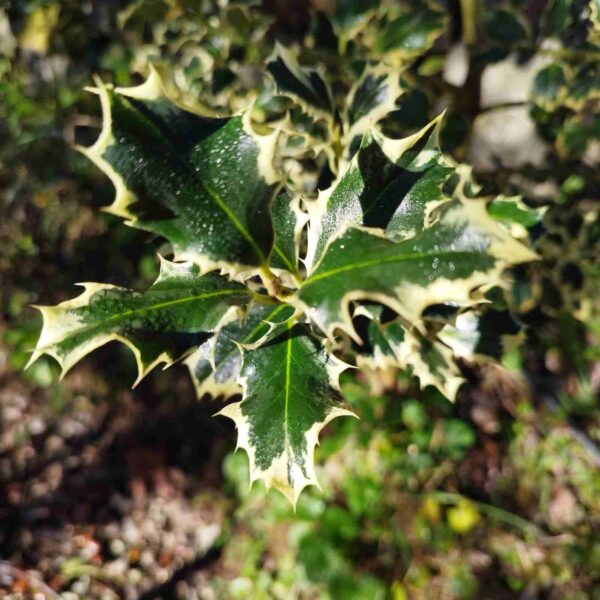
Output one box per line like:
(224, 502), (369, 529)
(539, 47), (600, 62)
(460, 0), (478, 46)
(259, 264), (280, 297)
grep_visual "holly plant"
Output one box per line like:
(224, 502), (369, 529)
(29, 50), (537, 505)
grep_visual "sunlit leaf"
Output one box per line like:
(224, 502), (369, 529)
(29, 260), (253, 384)
(218, 322), (355, 505)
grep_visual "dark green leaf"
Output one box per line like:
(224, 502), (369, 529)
(30, 260), (252, 383)
(485, 9), (529, 45)
(306, 117), (451, 269)
(298, 200), (536, 341)
(266, 43), (333, 117)
(82, 71), (279, 276)
(376, 8), (446, 54)
(186, 302), (294, 398)
(542, 0), (572, 37)
(532, 64), (566, 110)
(218, 322), (354, 504)
(269, 190), (307, 279)
(344, 64), (404, 152)
(333, 0), (378, 35)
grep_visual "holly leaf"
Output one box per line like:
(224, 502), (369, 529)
(268, 190), (308, 282)
(352, 304), (406, 367)
(488, 196), (546, 239)
(297, 199), (538, 340)
(438, 310), (523, 361)
(531, 63), (567, 112)
(375, 6), (447, 57)
(305, 116), (451, 270)
(484, 9), (529, 45)
(218, 322), (355, 505)
(332, 0), (378, 38)
(186, 302), (294, 398)
(344, 64), (405, 155)
(29, 260), (252, 385)
(80, 69), (280, 278)
(353, 304), (464, 399)
(266, 43), (334, 119)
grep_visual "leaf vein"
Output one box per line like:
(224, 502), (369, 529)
(304, 248), (492, 287)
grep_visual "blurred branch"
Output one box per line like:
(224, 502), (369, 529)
(460, 0), (478, 46)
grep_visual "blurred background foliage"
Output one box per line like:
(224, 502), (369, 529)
(0, 0), (599, 598)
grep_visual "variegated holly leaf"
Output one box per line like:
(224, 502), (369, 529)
(268, 189), (308, 282)
(438, 310), (523, 362)
(489, 197), (545, 228)
(488, 196), (546, 239)
(541, 0), (572, 37)
(29, 260), (253, 384)
(186, 302), (294, 398)
(80, 69), (280, 278)
(398, 328), (465, 400)
(352, 304), (403, 369)
(374, 5), (447, 58)
(344, 64), (405, 151)
(297, 199), (538, 340)
(353, 304), (464, 399)
(531, 63), (567, 112)
(305, 116), (451, 271)
(218, 322), (355, 505)
(332, 0), (378, 39)
(266, 43), (334, 120)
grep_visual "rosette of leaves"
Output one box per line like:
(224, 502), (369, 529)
(29, 67), (537, 506)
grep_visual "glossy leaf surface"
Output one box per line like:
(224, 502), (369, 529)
(186, 302), (294, 398)
(30, 261), (252, 384)
(305, 117), (451, 270)
(298, 201), (537, 339)
(219, 322), (354, 504)
(269, 190), (307, 278)
(82, 71), (279, 276)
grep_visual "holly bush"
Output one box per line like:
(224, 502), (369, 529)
(27, 0), (598, 509)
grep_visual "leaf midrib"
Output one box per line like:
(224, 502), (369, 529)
(212, 304), (289, 373)
(47, 289), (243, 350)
(273, 244), (297, 273)
(303, 248), (492, 287)
(283, 319), (293, 480)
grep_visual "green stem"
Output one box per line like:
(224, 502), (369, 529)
(539, 47), (600, 62)
(460, 0), (478, 46)
(250, 291), (279, 305)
